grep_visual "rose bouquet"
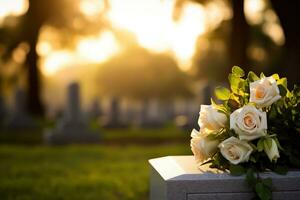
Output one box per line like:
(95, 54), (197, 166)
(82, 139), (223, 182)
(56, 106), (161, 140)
(191, 66), (300, 200)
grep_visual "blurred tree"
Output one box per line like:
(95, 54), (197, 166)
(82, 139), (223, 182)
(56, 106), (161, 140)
(271, 0), (300, 85)
(178, 0), (251, 77)
(0, 0), (109, 116)
(1, 0), (65, 115)
(98, 47), (193, 100)
(230, 0), (250, 72)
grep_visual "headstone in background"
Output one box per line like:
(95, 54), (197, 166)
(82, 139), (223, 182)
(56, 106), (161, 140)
(6, 88), (36, 129)
(201, 83), (213, 105)
(44, 82), (100, 144)
(102, 97), (128, 128)
(135, 99), (164, 128)
(149, 156), (300, 200)
(174, 100), (198, 131)
(0, 95), (6, 127)
(88, 98), (102, 120)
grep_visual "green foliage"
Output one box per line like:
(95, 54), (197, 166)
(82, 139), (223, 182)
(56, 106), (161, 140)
(255, 181), (272, 200)
(229, 165), (245, 176)
(206, 66), (300, 200)
(215, 86), (231, 100)
(0, 144), (190, 200)
(232, 66), (245, 77)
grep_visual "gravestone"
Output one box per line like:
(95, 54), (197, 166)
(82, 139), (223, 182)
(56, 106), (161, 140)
(0, 95), (6, 127)
(102, 97), (128, 128)
(88, 98), (102, 120)
(135, 100), (164, 128)
(201, 83), (212, 105)
(174, 100), (198, 131)
(44, 82), (100, 144)
(149, 156), (300, 200)
(7, 88), (35, 129)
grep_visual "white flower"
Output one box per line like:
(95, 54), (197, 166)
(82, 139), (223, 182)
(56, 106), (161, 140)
(219, 137), (253, 165)
(230, 105), (267, 141)
(250, 77), (281, 107)
(198, 105), (227, 131)
(190, 129), (219, 164)
(264, 138), (280, 162)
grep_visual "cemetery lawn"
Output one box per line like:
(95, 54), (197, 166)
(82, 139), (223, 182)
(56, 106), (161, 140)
(0, 143), (190, 200)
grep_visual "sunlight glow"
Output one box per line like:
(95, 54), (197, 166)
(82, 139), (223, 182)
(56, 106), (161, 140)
(41, 30), (119, 76)
(244, 0), (265, 25)
(0, 0), (29, 24)
(76, 31), (120, 63)
(107, 0), (206, 70)
(41, 0), (230, 75)
(79, 0), (105, 17)
(43, 51), (74, 76)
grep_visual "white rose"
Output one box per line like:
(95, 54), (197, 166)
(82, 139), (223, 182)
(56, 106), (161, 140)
(198, 105), (227, 131)
(230, 105), (267, 141)
(190, 129), (219, 164)
(219, 137), (253, 165)
(264, 138), (280, 162)
(249, 77), (281, 107)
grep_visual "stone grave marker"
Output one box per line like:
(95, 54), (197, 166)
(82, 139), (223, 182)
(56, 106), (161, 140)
(149, 156), (300, 200)
(135, 99), (164, 128)
(7, 88), (35, 129)
(88, 98), (102, 120)
(0, 95), (6, 126)
(44, 82), (100, 144)
(102, 97), (128, 128)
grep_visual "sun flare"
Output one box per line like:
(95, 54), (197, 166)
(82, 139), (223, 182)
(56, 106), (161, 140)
(36, 0), (229, 75)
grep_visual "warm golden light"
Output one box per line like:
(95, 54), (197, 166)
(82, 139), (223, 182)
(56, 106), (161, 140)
(76, 31), (120, 63)
(40, 30), (119, 76)
(107, 0), (206, 70)
(42, 51), (74, 76)
(39, 0), (231, 75)
(0, 0), (28, 24)
(79, 0), (105, 17)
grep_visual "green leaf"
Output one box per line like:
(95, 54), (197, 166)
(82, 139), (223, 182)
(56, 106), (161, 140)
(262, 178), (272, 189)
(246, 168), (256, 186)
(255, 182), (272, 200)
(271, 74), (280, 81)
(263, 138), (273, 151)
(248, 71), (260, 82)
(232, 66), (245, 77)
(278, 84), (287, 96)
(277, 77), (287, 88)
(228, 74), (241, 93)
(250, 156), (257, 163)
(229, 165), (245, 176)
(257, 139), (264, 152)
(215, 86), (231, 100)
(260, 72), (266, 78)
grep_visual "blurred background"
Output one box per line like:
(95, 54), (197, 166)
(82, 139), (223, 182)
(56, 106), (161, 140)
(0, 0), (299, 199)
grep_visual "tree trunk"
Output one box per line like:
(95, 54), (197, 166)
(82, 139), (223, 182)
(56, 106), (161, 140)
(26, 30), (44, 116)
(230, 0), (250, 73)
(271, 0), (300, 86)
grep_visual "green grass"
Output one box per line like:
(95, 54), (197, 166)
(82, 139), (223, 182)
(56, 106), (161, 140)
(0, 124), (190, 145)
(0, 144), (191, 200)
(0, 124), (192, 199)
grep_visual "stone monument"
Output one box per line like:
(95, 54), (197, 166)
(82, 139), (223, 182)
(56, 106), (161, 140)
(7, 88), (36, 129)
(102, 97), (128, 128)
(88, 98), (102, 120)
(149, 156), (300, 200)
(0, 95), (6, 127)
(44, 82), (100, 144)
(135, 99), (164, 128)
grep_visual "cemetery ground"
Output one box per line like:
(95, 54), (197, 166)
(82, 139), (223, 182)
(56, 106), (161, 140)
(0, 125), (190, 200)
